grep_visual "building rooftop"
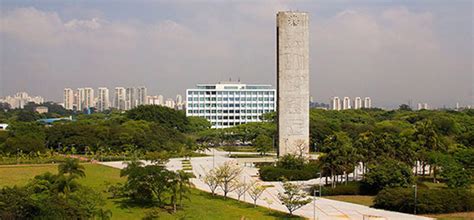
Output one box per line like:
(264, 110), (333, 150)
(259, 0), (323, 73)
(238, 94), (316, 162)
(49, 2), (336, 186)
(193, 82), (273, 90)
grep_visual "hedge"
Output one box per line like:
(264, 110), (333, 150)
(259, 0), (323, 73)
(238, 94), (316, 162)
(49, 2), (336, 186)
(308, 181), (379, 196)
(259, 165), (319, 181)
(373, 187), (474, 214)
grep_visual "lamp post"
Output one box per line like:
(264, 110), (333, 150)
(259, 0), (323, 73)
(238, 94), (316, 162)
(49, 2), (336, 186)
(313, 189), (317, 220)
(212, 147), (215, 168)
(413, 184), (417, 214)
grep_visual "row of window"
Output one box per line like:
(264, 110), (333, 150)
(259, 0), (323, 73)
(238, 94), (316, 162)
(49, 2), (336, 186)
(188, 109), (273, 114)
(188, 91), (274, 96)
(200, 115), (261, 120)
(187, 103), (274, 108)
(187, 97), (275, 102)
(213, 121), (247, 127)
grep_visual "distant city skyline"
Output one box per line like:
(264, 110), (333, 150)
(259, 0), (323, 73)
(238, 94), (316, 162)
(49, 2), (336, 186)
(0, 1), (472, 109)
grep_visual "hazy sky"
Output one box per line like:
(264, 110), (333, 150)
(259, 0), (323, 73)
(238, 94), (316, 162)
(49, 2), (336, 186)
(0, 0), (472, 108)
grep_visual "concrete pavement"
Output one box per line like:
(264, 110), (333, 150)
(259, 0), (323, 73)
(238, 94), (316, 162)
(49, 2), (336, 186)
(100, 153), (432, 220)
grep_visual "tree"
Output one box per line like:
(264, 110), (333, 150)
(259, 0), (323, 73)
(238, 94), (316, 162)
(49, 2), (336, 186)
(362, 158), (414, 193)
(126, 105), (189, 132)
(203, 169), (219, 196)
(234, 179), (250, 201)
(214, 161), (242, 198)
(398, 104), (412, 111)
(278, 179), (312, 215)
(440, 156), (472, 189)
(176, 170), (191, 207)
(187, 116), (211, 133)
(58, 158), (85, 178)
(320, 132), (357, 187)
(248, 181), (265, 207)
(254, 134), (273, 156)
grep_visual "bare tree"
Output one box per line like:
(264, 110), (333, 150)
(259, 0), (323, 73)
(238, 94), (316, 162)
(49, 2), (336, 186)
(203, 169), (219, 196)
(234, 179), (250, 201)
(248, 181), (266, 207)
(278, 179), (312, 215)
(214, 161), (242, 198)
(295, 140), (309, 158)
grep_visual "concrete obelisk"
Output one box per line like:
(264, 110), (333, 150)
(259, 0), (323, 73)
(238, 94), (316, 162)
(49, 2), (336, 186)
(277, 11), (310, 156)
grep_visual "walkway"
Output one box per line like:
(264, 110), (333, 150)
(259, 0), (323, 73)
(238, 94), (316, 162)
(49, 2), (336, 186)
(101, 152), (432, 220)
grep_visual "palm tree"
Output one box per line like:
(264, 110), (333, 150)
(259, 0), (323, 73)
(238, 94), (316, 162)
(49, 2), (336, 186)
(177, 170), (191, 207)
(58, 158), (85, 178)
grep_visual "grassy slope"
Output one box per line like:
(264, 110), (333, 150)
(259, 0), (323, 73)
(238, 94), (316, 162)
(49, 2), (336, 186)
(0, 164), (301, 220)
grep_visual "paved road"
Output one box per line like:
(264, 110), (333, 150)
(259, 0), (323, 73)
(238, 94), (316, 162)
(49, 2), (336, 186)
(101, 153), (432, 220)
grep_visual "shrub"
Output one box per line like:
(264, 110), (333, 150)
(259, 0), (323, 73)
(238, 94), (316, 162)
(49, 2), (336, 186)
(260, 163), (319, 181)
(310, 181), (363, 196)
(374, 187), (474, 214)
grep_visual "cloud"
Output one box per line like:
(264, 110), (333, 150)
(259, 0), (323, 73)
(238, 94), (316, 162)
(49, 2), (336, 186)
(0, 3), (471, 108)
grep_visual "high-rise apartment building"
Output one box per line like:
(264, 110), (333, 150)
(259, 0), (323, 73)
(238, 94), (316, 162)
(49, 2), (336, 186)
(77, 88), (94, 110)
(175, 94), (185, 110)
(125, 88), (136, 110)
(63, 88), (75, 110)
(97, 87), (110, 112)
(343, 97), (351, 110)
(165, 98), (176, 109)
(331, 97), (341, 110)
(114, 87), (126, 110)
(363, 97), (372, 108)
(353, 97), (362, 109)
(186, 82), (276, 128)
(0, 92), (44, 109)
(158, 95), (164, 106)
(136, 87), (147, 106)
(417, 103), (429, 110)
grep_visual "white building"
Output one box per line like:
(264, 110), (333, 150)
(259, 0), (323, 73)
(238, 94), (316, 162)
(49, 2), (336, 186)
(77, 88), (94, 110)
(147, 95), (162, 105)
(331, 97), (341, 110)
(165, 98), (176, 109)
(186, 82), (276, 128)
(136, 87), (147, 106)
(114, 87), (126, 110)
(353, 97), (362, 109)
(0, 92), (44, 109)
(97, 87), (110, 112)
(63, 88), (75, 110)
(125, 87), (136, 110)
(343, 97), (351, 110)
(158, 95), (164, 105)
(418, 103), (429, 110)
(176, 94), (185, 110)
(363, 97), (372, 108)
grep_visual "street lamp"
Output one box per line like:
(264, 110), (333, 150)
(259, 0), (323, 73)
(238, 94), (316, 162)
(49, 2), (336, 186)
(413, 184), (417, 214)
(212, 147), (215, 168)
(313, 172), (322, 220)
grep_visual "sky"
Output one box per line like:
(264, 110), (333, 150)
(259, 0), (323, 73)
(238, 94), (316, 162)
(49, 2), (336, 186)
(0, 0), (472, 109)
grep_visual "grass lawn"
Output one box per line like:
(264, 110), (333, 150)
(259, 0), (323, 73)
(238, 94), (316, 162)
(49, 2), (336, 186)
(323, 195), (375, 207)
(0, 164), (58, 187)
(0, 163), (302, 220)
(422, 212), (474, 220)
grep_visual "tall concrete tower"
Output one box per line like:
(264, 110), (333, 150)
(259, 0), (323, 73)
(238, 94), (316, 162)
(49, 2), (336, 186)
(277, 11), (310, 156)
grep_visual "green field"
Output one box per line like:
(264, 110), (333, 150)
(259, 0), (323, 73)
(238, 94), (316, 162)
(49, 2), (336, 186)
(0, 163), (301, 220)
